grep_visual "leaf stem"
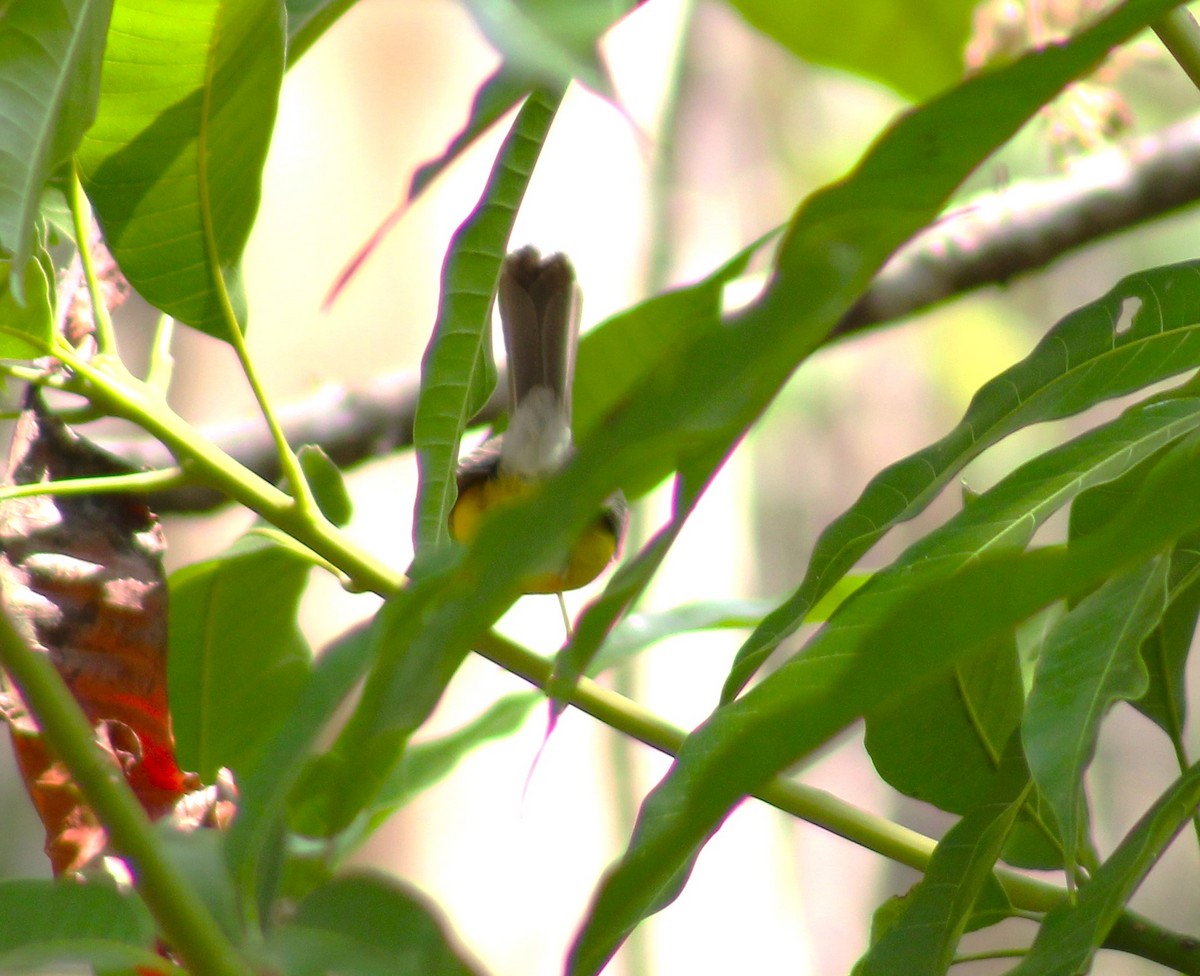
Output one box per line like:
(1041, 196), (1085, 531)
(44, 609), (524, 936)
(0, 607), (251, 976)
(67, 165), (118, 356)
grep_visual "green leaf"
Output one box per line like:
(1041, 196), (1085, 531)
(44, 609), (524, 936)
(0, 245), (54, 358)
(865, 631), (1023, 815)
(566, 421), (1200, 975)
(1005, 760), (1200, 976)
(0, 879), (156, 972)
(724, 261), (1200, 702)
(411, 87), (562, 557)
(854, 739), (1028, 976)
(169, 533), (312, 782)
(267, 872), (485, 976)
(1022, 554), (1168, 874)
(0, 0), (111, 295)
(297, 444), (353, 527)
(77, 0), (285, 340)
(726, 0), (974, 100)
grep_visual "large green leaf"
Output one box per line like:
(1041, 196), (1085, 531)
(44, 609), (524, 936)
(727, 0), (974, 100)
(854, 739), (1029, 976)
(77, 0), (285, 339)
(865, 632), (1023, 815)
(411, 87), (562, 557)
(723, 260), (1200, 702)
(1005, 760), (1200, 976)
(1022, 555), (1168, 874)
(169, 533), (312, 782)
(0, 0), (111, 295)
(0, 879), (157, 972)
(267, 873), (484, 976)
(566, 418), (1200, 974)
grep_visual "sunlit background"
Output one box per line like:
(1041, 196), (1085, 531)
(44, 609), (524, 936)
(6, 1), (1200, 974)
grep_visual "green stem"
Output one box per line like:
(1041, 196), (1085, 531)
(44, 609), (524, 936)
(67, 165), (118, 356)
(471, 629), (1200, 974)
(0, 608), (250, 976)
(1154, 7), (1200, 92)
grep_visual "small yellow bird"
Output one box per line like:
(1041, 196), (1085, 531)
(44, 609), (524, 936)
(448, 246), (626, 594)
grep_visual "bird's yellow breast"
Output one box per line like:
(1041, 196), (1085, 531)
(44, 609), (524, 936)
(449, 474), (618, 593)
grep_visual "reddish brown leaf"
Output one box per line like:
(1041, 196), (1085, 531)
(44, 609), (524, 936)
(0, 394), (200, 875)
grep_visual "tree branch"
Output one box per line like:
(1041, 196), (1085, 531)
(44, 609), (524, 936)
(98, 113), (1200, 512)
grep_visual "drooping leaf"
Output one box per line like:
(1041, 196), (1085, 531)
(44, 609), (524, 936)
(566, 421), (1200, 974)
(1005, 760), (1200, 976)
(169, 533), (312, 782)
(77, 0), (285, 340)
(0, 879), (156, 972)
(854, 738), (1029, 976)
(411, 87), (562, 557)
(726, 0), (974, 100)
(724, 260), (1200, 702)
(267, 872), (485, 976)
(0, 0), (112, 295)
(1022, 554), (1168, 874)
(285, 0), (360, 64)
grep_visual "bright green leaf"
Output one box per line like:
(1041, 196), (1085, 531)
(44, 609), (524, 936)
(726, 0), (974, 100)
(724, 260), (1200, 702)
(0, 0), (111, 295)
(77, 0), (285, 340)
(169, 534), (312, 782)
(1022, 554), (1168, 874)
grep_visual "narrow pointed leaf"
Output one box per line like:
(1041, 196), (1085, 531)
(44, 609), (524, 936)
(0, 245), (55, 357)
(411, 87), (561, 556)
(854, 739), (1029, 976)
(0, 0), (111, 293)
(724, 259), (1200, 701)
(1005, 760), (1200, 976)
(567, 425), (1200, 975)
(1022, 555), (1168, 872)
(77, 0), (285, 339)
